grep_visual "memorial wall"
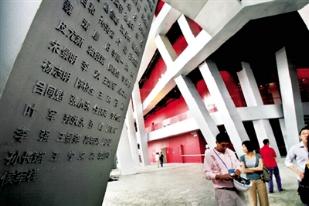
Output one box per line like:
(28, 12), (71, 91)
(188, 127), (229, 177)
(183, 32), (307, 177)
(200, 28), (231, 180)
(0, 0), (156, 205)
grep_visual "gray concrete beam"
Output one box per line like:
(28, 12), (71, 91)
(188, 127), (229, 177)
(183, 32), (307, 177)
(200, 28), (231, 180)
(175, 75), (219, 148)
(199, 61), (249, 155)
(275, 47), (304, 149)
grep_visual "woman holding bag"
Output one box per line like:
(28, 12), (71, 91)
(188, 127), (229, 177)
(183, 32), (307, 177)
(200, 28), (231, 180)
(240, 140), (269, 206)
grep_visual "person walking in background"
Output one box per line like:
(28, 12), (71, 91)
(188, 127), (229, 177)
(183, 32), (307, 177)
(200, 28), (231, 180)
(260, 139), (283, 193)
(285, 126), (309, 205)
(240, 140), (269, 206)
(204, 132), (245, 206)
(159, 152), (164, 167)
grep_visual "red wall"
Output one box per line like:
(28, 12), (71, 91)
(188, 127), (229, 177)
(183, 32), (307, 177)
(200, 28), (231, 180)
(140, 33), (188, 102)
(148, 131), (205, 163)
(187, 17), (202, 37)
(220, 71), (246, 107)
(172, 35), (188, 57)
(297, 68), (309, 102)
(140, 55), (166, 101)
(196, 79), (209, 98)
(144, 96), (188, 129)
(155, 0), (164, 16)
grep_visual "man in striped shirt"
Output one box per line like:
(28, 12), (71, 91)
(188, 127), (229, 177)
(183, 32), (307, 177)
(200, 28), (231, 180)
(204, 132), (245, 206)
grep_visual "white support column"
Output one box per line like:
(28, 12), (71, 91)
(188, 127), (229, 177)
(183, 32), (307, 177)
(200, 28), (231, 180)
(116, 125), (138, 175)
(199, 60), (249, 155)
(131, 85), (150, 165)
(175, 75), (219, 148)
(275, 47), (304, 149)
(155, 34), (176, 67)
(177, 15), (195, 43)
(238, 62), (280, 155)
(268, 83), (287, 146)
(125, 101), (141, 166)
(298, 4), (309, 30)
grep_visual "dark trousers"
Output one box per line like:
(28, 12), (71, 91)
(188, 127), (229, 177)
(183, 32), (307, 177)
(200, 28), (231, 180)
(160, 161), (163, 167)
(267, 166), (282, 192)
(298, 182), (309, 205)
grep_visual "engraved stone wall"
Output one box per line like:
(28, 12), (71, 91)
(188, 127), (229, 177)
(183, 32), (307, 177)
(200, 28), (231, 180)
(0, 0), (156, 205)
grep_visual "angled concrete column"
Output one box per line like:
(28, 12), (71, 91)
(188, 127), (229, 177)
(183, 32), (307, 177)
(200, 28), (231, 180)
(116, 125), (138, 175)
(238, 62), (280, 155)
(275, 47), (304, 149)
(175, 75), (219, 148)
(125, 101), (141, 166)
(298, 4), (309, 30)
(268, 83), (287, 150)
(155, 34), (176, 67)
(199, 60), (249, 155)
(132, 85), (149, 165)
(177, 15), (195, 43)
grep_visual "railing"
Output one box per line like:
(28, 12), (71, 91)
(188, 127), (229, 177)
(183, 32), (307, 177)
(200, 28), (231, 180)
(146, 111), (190, 132)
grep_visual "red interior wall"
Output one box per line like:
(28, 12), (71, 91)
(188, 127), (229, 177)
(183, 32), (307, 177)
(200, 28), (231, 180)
(187, 17), (202, 37)
(172, 35), (188, 57)
(148, 131), (205, 163)
(140, 34), (188, 102)
(140, 55), (166, 101)
(196, 79), (209, 98)
(220, 71), (246, 107)
(155, 0), (164, 16)
(297, 68), (309, 102)
(144, 96), (188, 128)
(195, 71), (246, 108)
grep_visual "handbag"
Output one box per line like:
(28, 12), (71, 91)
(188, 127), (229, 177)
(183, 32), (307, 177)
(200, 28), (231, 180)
(261, 167), (271, 182)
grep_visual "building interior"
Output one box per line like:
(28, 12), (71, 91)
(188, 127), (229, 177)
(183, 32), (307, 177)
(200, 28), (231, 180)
(117, 0), (309, 171)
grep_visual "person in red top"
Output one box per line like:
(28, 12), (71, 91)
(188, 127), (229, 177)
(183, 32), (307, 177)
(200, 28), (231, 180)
(260, 139), (283, 193)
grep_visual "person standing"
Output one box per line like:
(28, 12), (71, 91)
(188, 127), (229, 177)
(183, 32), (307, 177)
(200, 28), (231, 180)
(159, 152), (164, 167)
(260, 139), (283, 193)
(240, 140), (269, 206)
(204, 132), (245, 206)
(285, 126), (309, 205)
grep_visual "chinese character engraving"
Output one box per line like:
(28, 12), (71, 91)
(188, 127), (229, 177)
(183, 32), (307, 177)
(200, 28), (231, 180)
(81, 18), (90, 31)
(13, 128), (29, 143)
(81, 61), (89, 72)
(23, 104), (36, 117)
(0, 169), (37, 187)
(46, 109), (57, 121)
(63, 0), (74, 16)
(37, 130), (50, 142)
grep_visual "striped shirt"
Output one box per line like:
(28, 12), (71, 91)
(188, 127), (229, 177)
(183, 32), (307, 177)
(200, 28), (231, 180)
(204, 148), (241, 188)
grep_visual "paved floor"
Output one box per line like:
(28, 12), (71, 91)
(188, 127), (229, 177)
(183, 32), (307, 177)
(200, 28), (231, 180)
(102, 159), (304, 206)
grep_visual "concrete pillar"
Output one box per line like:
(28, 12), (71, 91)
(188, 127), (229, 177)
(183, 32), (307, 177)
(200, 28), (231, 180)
(125, 101), (141, 166)
(199, 60), (249, 155)
(177, 15), (195, 43)
(175, 75), (219, 148)
(131, 85), (149, 165)
(116, 125), (138, 175)
(237, 62), (280, 155)
(298, 4), (309, 30)
(275, 47), (304, 149)
(155, 34), (176, 67)
(268, 83), (287, 149)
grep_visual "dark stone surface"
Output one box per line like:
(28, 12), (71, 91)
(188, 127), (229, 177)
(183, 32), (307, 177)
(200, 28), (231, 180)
(0, 0), (157, 205)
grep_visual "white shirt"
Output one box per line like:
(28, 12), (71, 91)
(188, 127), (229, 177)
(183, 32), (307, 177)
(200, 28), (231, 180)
(285, 141), (308, 171)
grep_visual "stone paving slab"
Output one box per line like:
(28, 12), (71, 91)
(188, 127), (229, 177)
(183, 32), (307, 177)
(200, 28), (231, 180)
(103, 159), (303, 206)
